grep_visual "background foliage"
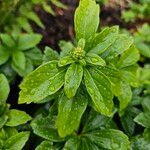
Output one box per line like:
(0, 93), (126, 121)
(0, 0), (150, 149)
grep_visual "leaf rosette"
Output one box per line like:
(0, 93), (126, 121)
(19, 0), (139, 138)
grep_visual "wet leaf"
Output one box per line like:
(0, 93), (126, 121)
(75, 0), (99, 42)
(19, 61), (65, 104)
(3, 131), (30, 150)
(90, 26), (119, 54)
(118, 82), (132, 112)
(85, 129), (130, 150)
(101, 34), (133, 60)
(85, 53), (106, 66)
(55, 92), (87, 137)
(84, 68), (113, 116)
(35, 141), (53, 150)
(6, 109), (32, 127)
(31, 115), (62, 142)
(64, 63), (83, 98)
(0, 74), (10, 104)
(43, 46), (59, 63)
(117, 45), (140, 68)
(58, 56), (74, 67)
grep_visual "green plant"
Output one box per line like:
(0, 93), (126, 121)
(31, 105), (130, 149)
(122, 0), (150, 23)
(18, 0), (140, 144)
(0, 0), (67, 33)
(134, 23), (150, 58)
(0, 33), (42, 78)
(0, 74), (31, 149)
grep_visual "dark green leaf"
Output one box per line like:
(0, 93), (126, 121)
(55, 92), (87, 137)
(31, 114), (62, 142)
(4, 131), (30, 150)
(98, 66), (122, 96)
(101, 34), (133, 60)
(35, 141), (53, 150)
(85, 129), (130, 150)
(63, 137), (80, 150)
(74, 0), (99, 41)
(0, 74), (10, 104)
(6, 109), (32, 127)
(117, 45), (140, 68)
(84, 68), (113, 116)
(19, 61), (65, 104)
(64, 63), (83, 98)
(118, 82), (132, 112)
(90, 26), (119, 54)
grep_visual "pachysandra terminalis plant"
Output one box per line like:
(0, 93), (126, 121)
(19, 0), (140, 146)
(0, 74), (31, 150)
(0, 33), (42, 77)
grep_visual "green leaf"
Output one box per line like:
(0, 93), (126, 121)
(118, 82), (132, 112)
(121, 106), (138, 136)
(55, 92), (87, 137)
(85, 53), (106, 66)
(19, 61), (65, 104)
(12, 51), (26, 70)
(77, 38), (85, 49)
(85, 129), (130, 150)
(12, 58), (33, 77)
(134, 96), (150, 128)
(84, 68), (113, 116)
(43, 47), (59, 63)
(121, 65), (139, 87)
(25, 47), (43, 63)
(0, 45), (10, 65)
(98, 66), (122, 96)
(0, 115), (8, 128)
(0, 74), (10, 104)
(51, 0), (67, 9)
(59, 41), (74, 58)
(24, 11), (44, 29)
(134, 113), (150, 128)
(64, 63), (83, 98)
(83, 110), (116, 133)
(5, 109), (32, 127)
(63, 137), (80, 150)
(17, 17), (33, 33)
(35, 141), (53, 150)
(90, 26), (119, 54)
(18, 34), (42, 50)
(74, 0), (100, 41)
(136, 42), (150, 58)
(58, 56), (74, 67)
(0, 34), (15, 47)
(4, 131), (30, 150)
(42, 1), (55, 15)
(117, 45), (140, 68)
(101, 34), (133, 60)
(131, 130), (150, 150)
(0, 127), (18, 140)
(31, 115), (62, 142)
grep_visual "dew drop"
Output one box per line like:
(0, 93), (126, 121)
(91, 58), (99, 63)
(50, 86), (55, 92)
